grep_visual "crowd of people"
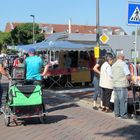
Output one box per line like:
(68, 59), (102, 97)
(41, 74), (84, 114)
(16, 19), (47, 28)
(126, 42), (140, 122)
(0, 49), (137, 119)
(0, 48), (49, 113)
(92, 53), (132, 119)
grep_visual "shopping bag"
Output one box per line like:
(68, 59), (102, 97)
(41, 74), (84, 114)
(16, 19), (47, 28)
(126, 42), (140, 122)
(110, 90), (115, 103)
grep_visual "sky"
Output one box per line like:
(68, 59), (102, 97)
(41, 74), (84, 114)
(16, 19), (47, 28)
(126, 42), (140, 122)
(0, 0), (138, 34)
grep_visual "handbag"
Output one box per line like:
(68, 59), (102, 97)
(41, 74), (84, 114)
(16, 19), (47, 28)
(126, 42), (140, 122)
(110, 90), (115, 103)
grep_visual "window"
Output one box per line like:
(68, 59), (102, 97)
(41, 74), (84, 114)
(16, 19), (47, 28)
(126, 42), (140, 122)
(116, 49), (123, 55)
(131, 49), (138, 59)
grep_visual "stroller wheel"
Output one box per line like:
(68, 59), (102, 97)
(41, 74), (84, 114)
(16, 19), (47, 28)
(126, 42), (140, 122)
(3, 105), (11, 126)
(4, 116), (10, 126)
(39, 106), (47, 123)
(39, 114), (46, 123)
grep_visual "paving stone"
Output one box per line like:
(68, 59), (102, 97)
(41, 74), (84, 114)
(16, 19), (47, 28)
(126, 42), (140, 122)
(0, 77), (140, 140)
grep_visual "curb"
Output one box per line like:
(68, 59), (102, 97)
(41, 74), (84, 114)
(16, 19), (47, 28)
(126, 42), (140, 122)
(76, 99), (140, 124)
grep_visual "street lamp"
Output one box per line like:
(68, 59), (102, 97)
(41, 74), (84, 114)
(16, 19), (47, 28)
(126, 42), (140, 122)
(94, 0), (100, 61)
(30, 15), (35, 44)
(96, 0), (100, 47)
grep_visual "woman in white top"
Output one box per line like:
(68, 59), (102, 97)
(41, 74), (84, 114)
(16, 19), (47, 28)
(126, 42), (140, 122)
(99, 55), (114, 113)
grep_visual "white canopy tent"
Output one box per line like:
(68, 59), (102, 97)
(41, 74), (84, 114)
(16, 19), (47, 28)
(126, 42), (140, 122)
(14, 33), (114, 62)
(15, 32), (96, 52)
(15, 40), (96, 52)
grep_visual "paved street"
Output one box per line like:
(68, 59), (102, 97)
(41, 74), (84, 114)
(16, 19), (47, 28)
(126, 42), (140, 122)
(0, 77), (140, 140)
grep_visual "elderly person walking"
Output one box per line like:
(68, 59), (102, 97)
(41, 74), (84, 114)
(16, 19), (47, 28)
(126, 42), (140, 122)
(99, 55), (114, 112)
(112, 53), (131, 119)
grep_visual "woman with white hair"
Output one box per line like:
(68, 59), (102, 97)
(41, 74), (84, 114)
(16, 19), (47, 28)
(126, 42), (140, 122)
(99, 55), (114, 113)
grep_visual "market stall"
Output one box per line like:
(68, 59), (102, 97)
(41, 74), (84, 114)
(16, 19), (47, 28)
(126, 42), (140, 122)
(14, 32), (115, 89)
(41, 40), (114, 89)
(40, 40), (96, 88)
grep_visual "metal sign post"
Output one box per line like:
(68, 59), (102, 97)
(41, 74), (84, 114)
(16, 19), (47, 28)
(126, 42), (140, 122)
(96, 0), (100, 60)
(134, 26), (138, 68)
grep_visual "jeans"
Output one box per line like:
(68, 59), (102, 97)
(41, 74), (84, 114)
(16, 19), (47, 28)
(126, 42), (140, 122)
(92, 76), (102, 101)
(113, 87), (128, 117)
(0, 84), (3, 108)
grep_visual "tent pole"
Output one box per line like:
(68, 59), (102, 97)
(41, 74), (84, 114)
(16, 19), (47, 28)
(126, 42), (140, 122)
(46, 50), (48, 62)
(50, 51), (52, 62)
(54, 51), (56, 60)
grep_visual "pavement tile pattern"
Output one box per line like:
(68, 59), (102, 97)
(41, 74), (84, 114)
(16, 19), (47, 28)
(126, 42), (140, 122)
(0, 77), (140, 140)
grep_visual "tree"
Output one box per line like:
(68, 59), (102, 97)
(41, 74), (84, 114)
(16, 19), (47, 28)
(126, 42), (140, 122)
(0, 31), (11, 52)
(10, 23), (45, 45)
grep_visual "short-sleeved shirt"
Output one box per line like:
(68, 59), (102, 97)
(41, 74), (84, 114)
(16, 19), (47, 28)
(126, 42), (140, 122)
(123, 63), (130, 76)
(94, 58), (105, 78)
(25, 56), (43, 80)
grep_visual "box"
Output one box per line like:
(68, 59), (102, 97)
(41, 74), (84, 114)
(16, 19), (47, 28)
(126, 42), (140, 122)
(71, 70), (91, 83)
(12, 67), (25, 80)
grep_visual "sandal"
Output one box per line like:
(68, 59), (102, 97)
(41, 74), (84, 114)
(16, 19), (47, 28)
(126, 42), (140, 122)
(105, 109), (112, 113)
(101, 108), (106, 111)
(93, 106), (98, 110)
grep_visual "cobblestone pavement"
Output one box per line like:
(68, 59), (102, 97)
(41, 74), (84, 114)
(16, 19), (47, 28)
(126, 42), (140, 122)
(0, 77), (140, 140)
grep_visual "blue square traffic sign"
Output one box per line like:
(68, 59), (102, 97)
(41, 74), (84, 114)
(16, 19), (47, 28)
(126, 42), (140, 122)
(128, 2), (140, 25)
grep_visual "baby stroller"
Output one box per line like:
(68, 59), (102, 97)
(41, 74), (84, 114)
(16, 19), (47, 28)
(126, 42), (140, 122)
(2, 66), (47, 126)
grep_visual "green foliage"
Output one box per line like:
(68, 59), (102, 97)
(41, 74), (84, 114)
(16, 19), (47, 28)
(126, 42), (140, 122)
(1, 47), (7, 54)
(0, 23), (45, 52)
(0, 31), (11, 52)
(6, 49), (18, 55)
(11, 23), (45, 45)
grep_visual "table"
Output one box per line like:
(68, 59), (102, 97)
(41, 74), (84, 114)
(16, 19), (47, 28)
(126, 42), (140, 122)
(43, 68), (91, 89)
(43, 68), (71, 89)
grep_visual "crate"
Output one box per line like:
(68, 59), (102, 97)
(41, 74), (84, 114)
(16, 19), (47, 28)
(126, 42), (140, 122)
(12, 67), (25, 80)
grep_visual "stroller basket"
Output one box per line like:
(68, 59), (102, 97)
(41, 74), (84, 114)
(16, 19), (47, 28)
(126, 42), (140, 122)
(16, 85), (36, 93)
(8, 84), (42, 106)
(11, 104), (43, 116)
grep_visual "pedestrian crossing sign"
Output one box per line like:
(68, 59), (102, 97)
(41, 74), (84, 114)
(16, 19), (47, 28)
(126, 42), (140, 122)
(128, 2), (140, 25)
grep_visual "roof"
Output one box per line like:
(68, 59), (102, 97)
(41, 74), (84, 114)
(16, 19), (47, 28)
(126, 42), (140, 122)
(15, 32), (114, 54)
(5, 22), (125, 35)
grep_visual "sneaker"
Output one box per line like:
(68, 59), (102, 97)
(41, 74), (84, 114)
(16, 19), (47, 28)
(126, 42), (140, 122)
(115, 114), (120, 118)
(93, 106), (98, 110)
(121, 116), (128, 119)
(0, 108), (3, 114)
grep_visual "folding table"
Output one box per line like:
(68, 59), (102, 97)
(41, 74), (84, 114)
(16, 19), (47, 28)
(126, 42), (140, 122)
(44, 68), (71, 89)
(131, 83), (140, 118)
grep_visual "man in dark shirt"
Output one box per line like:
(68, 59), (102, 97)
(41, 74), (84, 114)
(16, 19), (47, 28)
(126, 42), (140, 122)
(92, 58), (105, 110)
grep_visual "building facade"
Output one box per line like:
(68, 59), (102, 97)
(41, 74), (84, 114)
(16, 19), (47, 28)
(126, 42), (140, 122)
(6, 22), (137, 60)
